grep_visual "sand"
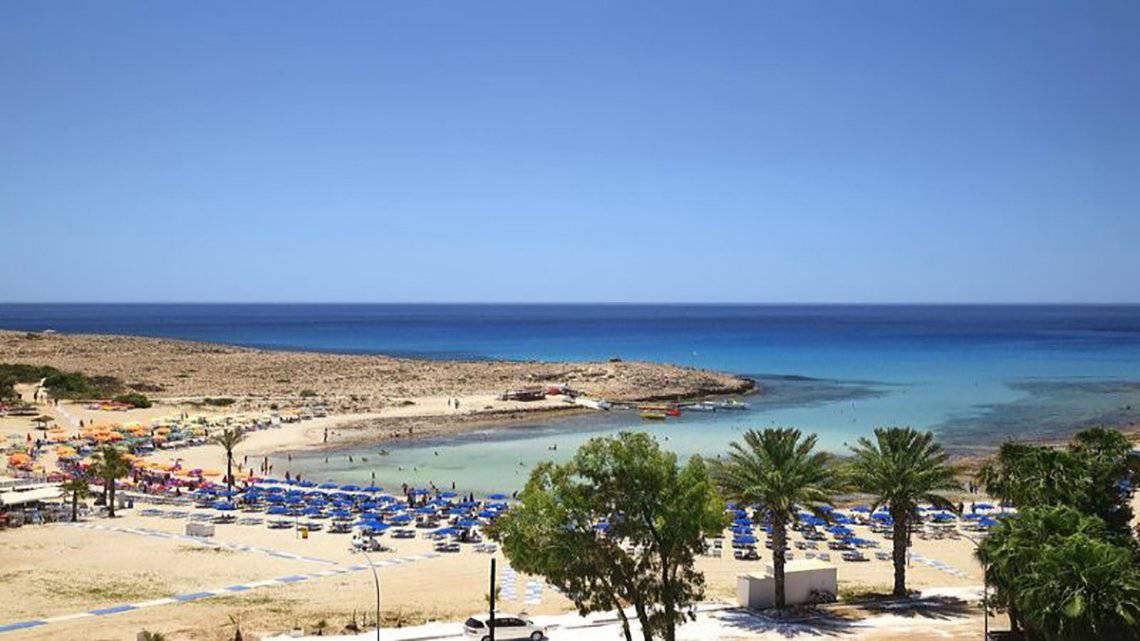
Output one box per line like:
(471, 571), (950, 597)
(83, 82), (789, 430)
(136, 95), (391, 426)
(0, 502), (989, 641)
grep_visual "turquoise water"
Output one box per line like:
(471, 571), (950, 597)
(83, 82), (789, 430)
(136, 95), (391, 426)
(5, 304), (1140, 492)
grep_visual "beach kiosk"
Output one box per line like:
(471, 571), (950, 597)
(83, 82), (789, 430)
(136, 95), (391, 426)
(736, 559), (838, 609)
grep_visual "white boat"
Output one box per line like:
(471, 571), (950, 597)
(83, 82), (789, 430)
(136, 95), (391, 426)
(685, 402), (717, 412)
(573, 397), (612, 411)
(713, 399), (751, 410)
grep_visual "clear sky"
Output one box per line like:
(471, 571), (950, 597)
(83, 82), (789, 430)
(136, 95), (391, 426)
(2, 1), (1138, 303)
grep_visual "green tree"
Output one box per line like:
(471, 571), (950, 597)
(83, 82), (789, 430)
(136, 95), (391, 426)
(710, 428), (839, 609)
(491, 432), (725, 641)
(847, 427), (960, 597)
(977, 505), (1111, 632)
(977, 443), (1090, 510)
(60, 475), (90, 522)
(211, 427), (246, 493)
(1017, 533), (1140, 640)
(977, 428), (1137, 534)
(90, 446), (131, 518)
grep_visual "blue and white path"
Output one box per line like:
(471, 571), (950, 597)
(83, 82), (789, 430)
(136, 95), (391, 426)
(0, 525), (440, 635)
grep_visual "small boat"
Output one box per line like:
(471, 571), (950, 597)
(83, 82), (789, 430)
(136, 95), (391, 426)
(714, 399), (751, 410)
(666, 409), (681, 417)
(573, 397), (612, 411)
(640, 412), (667, 421)
(685, 402), (716, 412)
(638, 404), (673, 411)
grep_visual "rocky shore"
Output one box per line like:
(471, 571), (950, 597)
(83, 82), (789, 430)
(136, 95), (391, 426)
(0, 330), (755, 416)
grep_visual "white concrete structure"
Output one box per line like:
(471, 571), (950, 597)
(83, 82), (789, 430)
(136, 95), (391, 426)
(186, 522), (215, 537)
(736, 559), (838, 609)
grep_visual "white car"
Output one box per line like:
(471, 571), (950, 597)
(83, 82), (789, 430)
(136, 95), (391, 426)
(463, 614), (546, 640)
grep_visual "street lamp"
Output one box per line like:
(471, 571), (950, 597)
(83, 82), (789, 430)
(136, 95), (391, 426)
(358, 548), (382, 641)
(959, 531), (989, 640)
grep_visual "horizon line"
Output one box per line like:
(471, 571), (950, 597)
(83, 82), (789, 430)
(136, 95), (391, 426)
(3, 301), (1140, 306)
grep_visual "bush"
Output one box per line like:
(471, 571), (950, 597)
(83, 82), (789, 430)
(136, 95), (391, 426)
(0, 363), (121, 399)
(203, 397), (236, 407)
(114, 393), (152, 409)
(299, 390), (317, 398)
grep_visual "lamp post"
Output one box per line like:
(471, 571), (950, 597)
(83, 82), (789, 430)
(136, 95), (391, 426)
(359, 548), (382, 641)
(958, 531), (989, 640)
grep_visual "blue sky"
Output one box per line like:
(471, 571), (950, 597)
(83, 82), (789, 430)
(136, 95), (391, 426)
(2, 1), (1138, 303)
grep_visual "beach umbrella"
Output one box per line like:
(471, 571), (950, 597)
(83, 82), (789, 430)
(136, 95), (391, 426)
(331, 509), (353, 518)
(457, 519), (480, 527)
(284, 496), (304, 505)
(730, 525), (752, 534)
(487, 493), (509, 500)
(851, 505), (871, 513)
(389, 514), (413, 523)
(733, 535), (758, 544)
(414, 506), (436, 514)
(340, 484), (360, 491)
(975, 503), (995, 511)
(439, 491), (458, 498)
(362, 486), (382, 493)
(828, 525), (853, 536)
(478, 510), (498, 518)
(212, 501), (236, 511)
(302, 507), (323, 516)
(319, 483), (338, 489)
(593, 522), (611, 531)
(433, 527), (458, 536)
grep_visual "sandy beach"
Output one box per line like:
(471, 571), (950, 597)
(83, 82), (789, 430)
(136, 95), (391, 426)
(0, 501), (992, 641)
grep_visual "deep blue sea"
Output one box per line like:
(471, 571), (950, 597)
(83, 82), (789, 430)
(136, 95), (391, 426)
(5, 304), (1140, 491)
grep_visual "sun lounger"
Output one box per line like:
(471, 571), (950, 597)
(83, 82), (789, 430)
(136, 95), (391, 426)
(268, 519), (294, 529)
(842, 551), (869, 562)
(875, 551), (890, 561)
(817, 552), (831, 562)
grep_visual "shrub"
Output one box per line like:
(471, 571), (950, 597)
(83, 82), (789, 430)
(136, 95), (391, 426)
(114, 393), (152, 409)
(299, 389), (318, 398)
(203, 397), (236, 407)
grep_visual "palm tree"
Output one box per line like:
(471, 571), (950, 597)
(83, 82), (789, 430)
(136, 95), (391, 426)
(90, 445), (131, 518)
(847, 427), (960, 597)
(711, 428), (839, 609)
(211, 427), (246, 493)
(60, 476), (90, 522)
(1017, 533), (1140, 640)
(977, 505), (1111, 633)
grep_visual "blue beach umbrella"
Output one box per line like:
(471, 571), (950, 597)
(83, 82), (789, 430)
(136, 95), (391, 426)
(733, 535), (758, 544)
(487, 493), (509, 500)
(319, 483), (338, 489)
(267, 506), (289, 515)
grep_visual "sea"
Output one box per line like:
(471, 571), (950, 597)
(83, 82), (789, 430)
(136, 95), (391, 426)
(4, 303), (1140, 493)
